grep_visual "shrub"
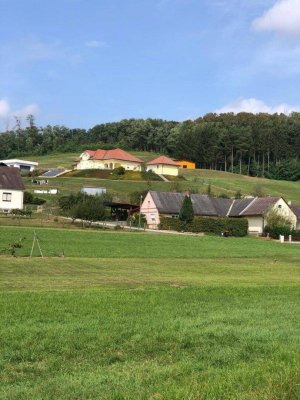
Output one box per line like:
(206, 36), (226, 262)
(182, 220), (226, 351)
(70, 196), (106, 225)
(234, 190), (242, 199)
(24, 191), (34, 204)
(159, 216), (248, 237)
(264, 206), (294, 238)
(113, 166), (125, 176)
(32, 197), (46, 205)
(24, 191), (46, 205)
(127, 213), (147, 227)
(218, 193), (230, 199)
(264, 224), (292, 238)
(12, 209), (32, 217)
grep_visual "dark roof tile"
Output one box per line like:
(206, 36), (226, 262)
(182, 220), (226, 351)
(0, 166), (25, 191)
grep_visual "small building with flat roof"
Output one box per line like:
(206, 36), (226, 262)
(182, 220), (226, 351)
(0, 159), (38, 172)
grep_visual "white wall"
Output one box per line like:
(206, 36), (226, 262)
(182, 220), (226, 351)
(0, 189), (24, 211)
(246, 216), (264, 234)
(146, 164), (179, 176)
(76, 158), (142, 171)
(140, 192), (160, 229)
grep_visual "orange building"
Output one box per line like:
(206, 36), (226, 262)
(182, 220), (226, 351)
(175, 160), (196, 170)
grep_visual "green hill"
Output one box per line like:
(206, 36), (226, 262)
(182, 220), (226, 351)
(25, 152), (300, 203)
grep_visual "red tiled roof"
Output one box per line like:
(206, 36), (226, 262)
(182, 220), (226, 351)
(147, 156), (178, 166)
(85, 150), (96, 156)
(240, 197), (280, 216)
(83, 148), (143, 163)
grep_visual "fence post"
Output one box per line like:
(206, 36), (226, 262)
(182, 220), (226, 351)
(279, 235), (284, 243)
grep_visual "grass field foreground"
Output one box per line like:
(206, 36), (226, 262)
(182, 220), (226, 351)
(0, 227), (300, 399)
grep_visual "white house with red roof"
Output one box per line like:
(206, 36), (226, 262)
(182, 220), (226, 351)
(75, 148), (144, 171)
(146, 156), (179, 176)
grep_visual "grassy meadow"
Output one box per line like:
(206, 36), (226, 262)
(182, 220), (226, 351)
(24, 151), (300, 203)
(0, 226), (300, 399)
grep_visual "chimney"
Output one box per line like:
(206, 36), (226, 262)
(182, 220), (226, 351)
(184, 190), (190, 197)
(288, 200), (292, 206)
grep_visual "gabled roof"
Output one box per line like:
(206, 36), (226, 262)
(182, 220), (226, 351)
(290, 205), (300, 219)
(147, 156), (178, 166)
(239, 197), (280, 216)
(228, 198), (255, 217)
(147, 191), (285, 218)
(149, 191), (232, 216)
(83, 148), (143, 163)
(0, 166), (25, 191)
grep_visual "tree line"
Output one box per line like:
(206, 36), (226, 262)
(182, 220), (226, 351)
(1, 112), (300, 180)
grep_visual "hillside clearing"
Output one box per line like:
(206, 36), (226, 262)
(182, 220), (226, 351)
(24, 152), (300, 203)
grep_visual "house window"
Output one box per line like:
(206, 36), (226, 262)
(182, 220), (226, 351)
(150, 213), (156, 222)
(171, 215), (178, 219)
(2, 192), (12, 202)
(278, 204), (282, 209)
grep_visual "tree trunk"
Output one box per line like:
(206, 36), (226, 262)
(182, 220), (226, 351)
(262, 153), (265, 177)
(224, 154), (227, 172)
(231, 147), (234, 173)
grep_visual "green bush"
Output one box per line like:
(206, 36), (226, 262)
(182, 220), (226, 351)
(264, 225), (292, 239)
(112, 166), (126, 176)
(159, 216), (248, 237)
(11, 209), (32, 217)
(31, 197), (46, 205)
(127, 213), (147, 227)
(24, 191), (46, 205)
(24, 191), (34, 204)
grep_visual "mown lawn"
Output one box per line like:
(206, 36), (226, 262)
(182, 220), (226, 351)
(0, 227), (299, 399)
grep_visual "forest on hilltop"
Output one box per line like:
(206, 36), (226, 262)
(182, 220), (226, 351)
(1, 112), (300, 181)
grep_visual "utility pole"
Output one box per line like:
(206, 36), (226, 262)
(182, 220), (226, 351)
(139, 195), (143, 228)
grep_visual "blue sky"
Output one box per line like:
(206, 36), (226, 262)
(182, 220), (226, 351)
(1, 0), (300, 129)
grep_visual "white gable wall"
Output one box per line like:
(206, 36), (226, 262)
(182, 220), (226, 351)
(0, 189), (24, 212)
(269, 198), (297, 229)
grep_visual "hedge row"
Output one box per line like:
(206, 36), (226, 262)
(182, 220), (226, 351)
(159, 216), (248, 237)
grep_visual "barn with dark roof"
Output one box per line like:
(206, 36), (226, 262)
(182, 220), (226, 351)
(141, 191), (298, 233)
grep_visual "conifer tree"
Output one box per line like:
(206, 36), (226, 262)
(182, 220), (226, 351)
(179, 195), (194, 223)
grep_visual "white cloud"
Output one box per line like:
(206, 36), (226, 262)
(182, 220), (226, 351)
(85, 40), (108, 48)
(253, 0), (300, 35)
(215, 97), (300, 115)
